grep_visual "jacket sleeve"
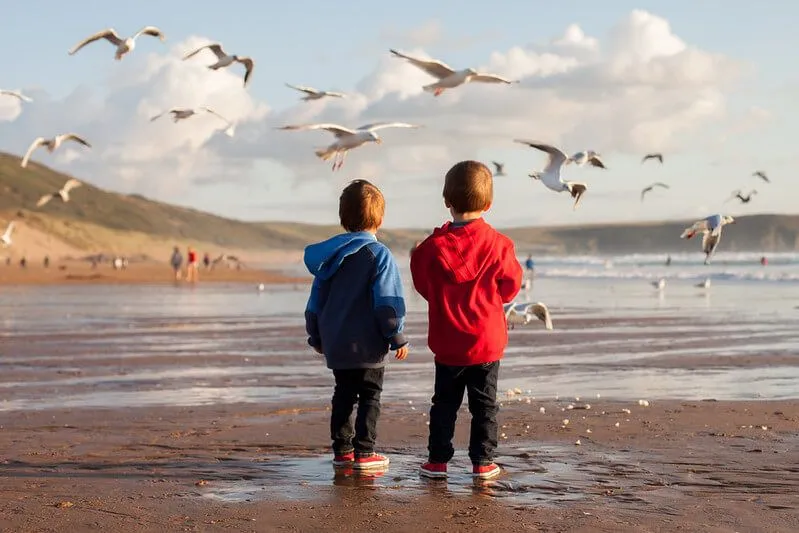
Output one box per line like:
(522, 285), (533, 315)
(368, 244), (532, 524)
(409, 242), (429, 301)
(304, 277), (323, 350)
(497, 239), (523, 304)
(370, 244), (408, 350)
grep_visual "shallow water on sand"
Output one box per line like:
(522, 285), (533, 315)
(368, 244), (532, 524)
(1, 276), (798, 412)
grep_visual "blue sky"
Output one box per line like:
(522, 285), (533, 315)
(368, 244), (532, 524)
(1, 1), (797, 228)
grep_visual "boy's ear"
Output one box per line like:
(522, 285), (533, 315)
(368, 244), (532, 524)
(484, 201), (492, 212)
(443, 198), (451, 208)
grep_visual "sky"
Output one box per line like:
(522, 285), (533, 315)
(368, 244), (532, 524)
(0, 1), (797, 229)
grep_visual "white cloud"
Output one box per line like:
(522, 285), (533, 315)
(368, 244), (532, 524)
(0, 11), (750, 227)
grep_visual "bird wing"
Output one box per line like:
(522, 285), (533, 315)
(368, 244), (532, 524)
(0, 90), (32, 102)
(503, 302), (516, 318)
(277, 123), (357, 137)
(285, 83), (319, 95)
(150, 111), (167, 122)
(588, 155), (606, 169)
(470, 73), (518, 84)
(492, 161), (503, 170)
(725, 189), (742, 203)
(2, 221), (13, 239)
(183, 43), (226, 60)
(513, 140), (568, 172)
(69, 29), (123, 54)
(322, 91), (346, 98)
(36, 194), (55, 208)
(640, 186), (653, 201)
(133, 26), (165, 40)
(235, 57), (255, 86)
(62, 179), (82, 193)
(358, 122), (420, 132)
(60, 133), (91, 148)
(652, 182), (669, 189)
(20, 137), (48, 168)
(389, 49), (456, 79)
(201, 107), (232, 124)
(529, 302), (553, 330)
(680, 220), (709, 239)
(642, 153), (663, 163)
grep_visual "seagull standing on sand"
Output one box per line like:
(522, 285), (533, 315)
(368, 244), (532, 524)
(68, 27), (165, 60)
(642, 153), (664, 164)
(726, 189), (757, 204)
(389, 49), (518, 96)
(514, 140), (588, 210)
(36, 179), (82, 208)
(504, 301), (553, 331)
(285, 83), (346, 101)
(277, 122), (420, 171)
(1, 221), (15, 248)
(20, 134), (91, 168)
(696, 277), (711, 289)
(567, 151), (606, 169)
(183, 43), (254, 87)
(752, 171), (770, 183)
(640, 182), (669, 202)
(492, 161), (506, 176)
(0, 90), (32, 103)
(652, 278), (666, 291)
(680, 214), (736, 265)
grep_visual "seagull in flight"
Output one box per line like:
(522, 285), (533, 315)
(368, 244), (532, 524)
(150, 107), (235, 136)
(1, 221), (15, 248)
(726, 189), (757, 204)
(752, 171), (770, 183)
(680, 214), (736, 265)
(492, 161), (506, 176)
(389, 49), (518, 96)
(0, 90), (32, 103)
(504, 301), (553, 331)
(640, 182), (669, 202)
(642, 153), (664, 164)
(285, 83), (346, 101)
(36, 179), (82, 208)
(68, 27), (165, 60)
(277, 122), (420, 171)
(20, 133), (91, 168)
(183, 43), (254, 87)
(567, 150), (606, 169)
(514, 140), (588, 210)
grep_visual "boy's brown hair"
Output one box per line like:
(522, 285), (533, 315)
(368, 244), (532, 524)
(339, 179), (386, 232)
(442, 160), (493, 214)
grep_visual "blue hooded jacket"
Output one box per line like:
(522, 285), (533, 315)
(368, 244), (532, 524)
(304, 232), (407, 370)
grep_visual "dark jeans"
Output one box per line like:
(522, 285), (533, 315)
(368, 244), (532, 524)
(428, 361), (500, 466)
(330, 368), (385, 457)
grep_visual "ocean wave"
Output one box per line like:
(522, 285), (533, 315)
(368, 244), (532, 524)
(535, 267), (799, 283)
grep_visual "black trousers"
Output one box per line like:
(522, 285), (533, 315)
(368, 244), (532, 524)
(330, 367), (385, 457)
(428, 361), (500, 466)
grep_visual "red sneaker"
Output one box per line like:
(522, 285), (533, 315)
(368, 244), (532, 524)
(419, 462), (448, 479)
(332, 452), (355, 467)
(472, 463), (501, 479)
(353, 453), (390, 470)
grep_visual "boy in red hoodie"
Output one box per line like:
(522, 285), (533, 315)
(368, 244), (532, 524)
(410, 160), (522, 480)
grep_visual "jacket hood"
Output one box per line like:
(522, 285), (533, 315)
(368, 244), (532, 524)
(427, 218), (499, 283)
(304, 232), (377, 280)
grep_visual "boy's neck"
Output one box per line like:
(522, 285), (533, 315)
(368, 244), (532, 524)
(451, 211), (483, 223)
(360, 227), (380, 236)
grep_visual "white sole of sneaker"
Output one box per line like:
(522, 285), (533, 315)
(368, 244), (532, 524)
(332, 461), (354, 467)
(472, 468), (501, 480)
(352, 459), (390, 470)
(419, 470), (448, 479)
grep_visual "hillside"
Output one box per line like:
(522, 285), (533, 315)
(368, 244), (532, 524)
(1, 151), (798, 260)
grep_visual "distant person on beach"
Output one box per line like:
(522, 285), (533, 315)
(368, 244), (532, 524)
(410, 161), (522, 480)
(43, 256), (50, 268)
(19, 257), (26, 268)
(186, 247), (199, 283)
(666, 255), (672, 266)
(203, 252), (211, 270)
(304, 179), (408, 472)
(170, 246), (183, 281)
(761, 256), (768, 266)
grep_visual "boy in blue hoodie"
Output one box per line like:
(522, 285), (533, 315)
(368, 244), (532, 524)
(304, 179), (409, 471)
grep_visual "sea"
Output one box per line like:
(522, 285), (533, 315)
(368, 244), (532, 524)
(1, 250), (797, 414)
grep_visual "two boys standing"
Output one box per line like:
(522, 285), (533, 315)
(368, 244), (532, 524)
(304, 161), (522, 478)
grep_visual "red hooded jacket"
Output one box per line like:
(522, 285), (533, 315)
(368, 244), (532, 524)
(410, 218), (523, 366)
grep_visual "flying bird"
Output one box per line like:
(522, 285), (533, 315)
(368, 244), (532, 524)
(504, 301), (553, 331)
(0, 90), (32, 103)
(491, 161), (506, 177)
(642, 153), (664, 164)
(151, 107), (235, 136)
(285, 83), (346, 101)
(1, 221), (14, 248)
(277, 122), (420, 171)
(20, 134), (91, 168)
(68, 27), (165, 60)
(513, 140), (588, 210)
(752, 171), (770, 183)
(36, 179), (82, 208)
(680, 214), (736, 265)
(567, 150), (606, 169)
(389, 49), (518, 97)
(640, 182), (669, 202)
(183, 43), (254, 87)
(726, 189), (757, 204)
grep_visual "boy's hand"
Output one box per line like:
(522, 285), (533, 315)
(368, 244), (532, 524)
(395, 345), (409, 360)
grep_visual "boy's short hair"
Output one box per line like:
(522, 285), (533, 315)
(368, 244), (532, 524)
(339, 179), (386, 232)
(442, 160), (493, 214)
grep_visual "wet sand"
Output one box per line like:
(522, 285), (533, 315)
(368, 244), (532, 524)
(1, 400), (797, 532)
(0, 262), (308, 286)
